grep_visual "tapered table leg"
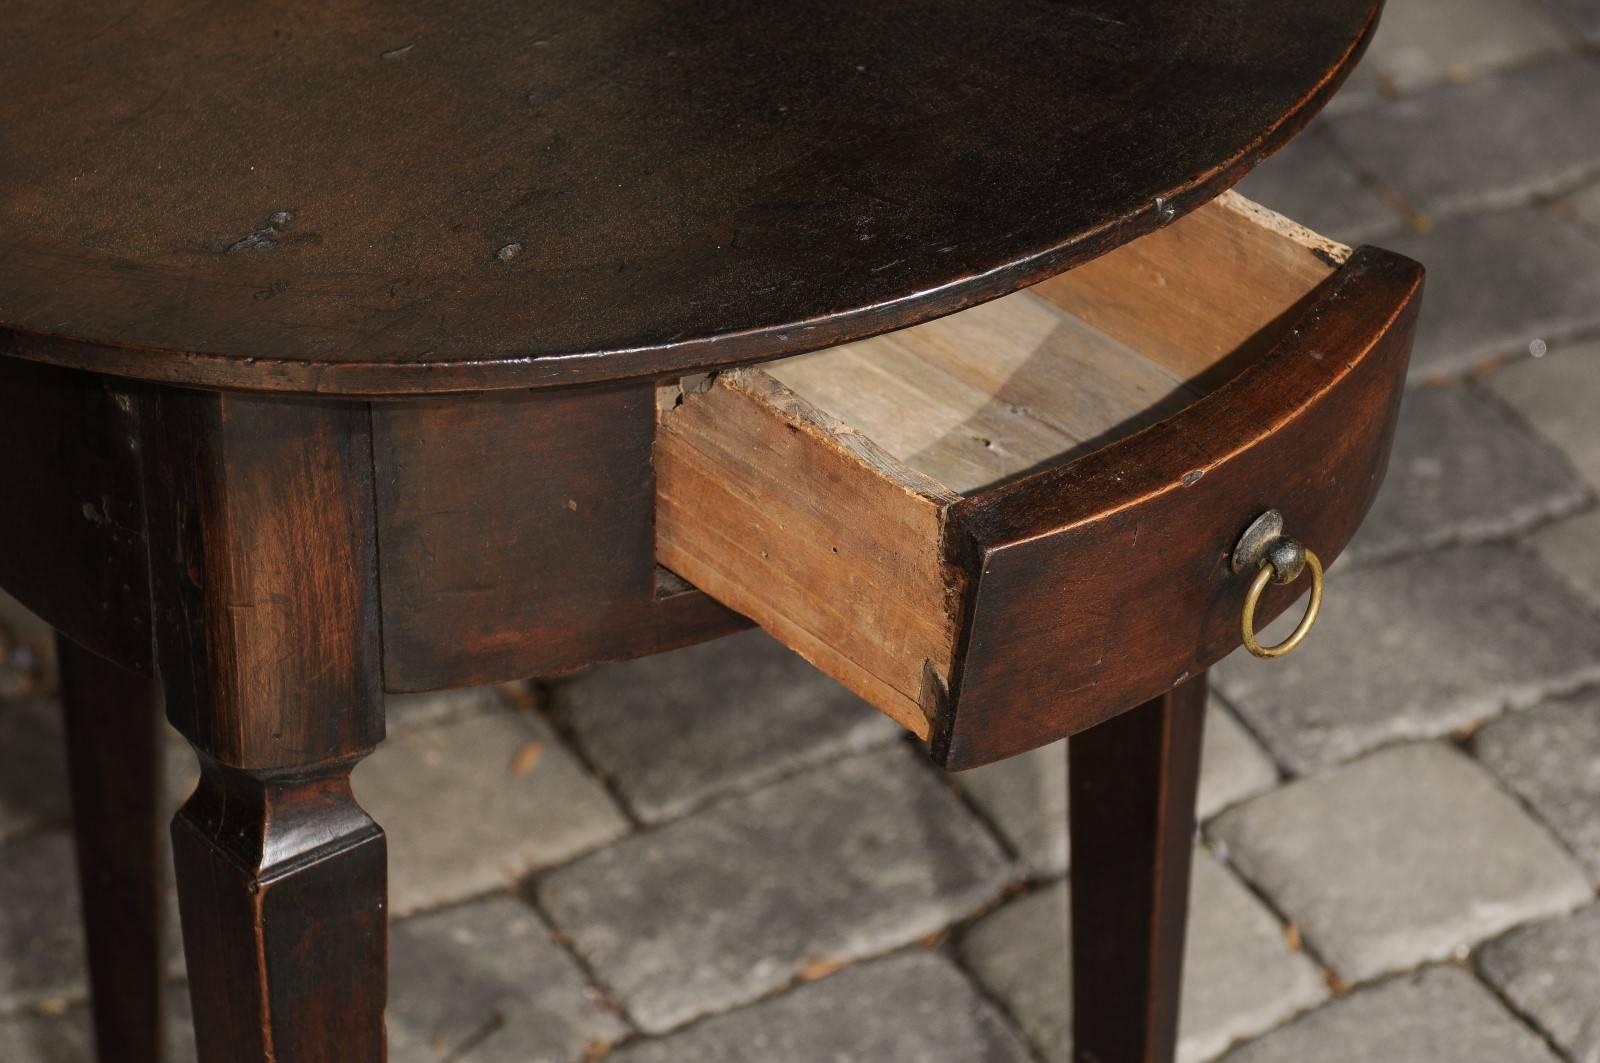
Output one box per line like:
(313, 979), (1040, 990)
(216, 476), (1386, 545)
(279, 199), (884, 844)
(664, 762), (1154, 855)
(142, 389), (389, 1062)
(1069, 673), (1207, 1063)
(58, 634), (164, 1063)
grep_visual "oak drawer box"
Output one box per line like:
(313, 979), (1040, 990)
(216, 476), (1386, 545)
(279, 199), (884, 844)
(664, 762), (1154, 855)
(656, 193), (1423, 769)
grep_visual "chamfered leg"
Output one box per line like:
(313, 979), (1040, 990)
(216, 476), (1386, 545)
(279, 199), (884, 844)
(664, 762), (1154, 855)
(141, 388), (389, 1063)
(1069, 673), (1207, 1063)
(57, 633), (165, 1063)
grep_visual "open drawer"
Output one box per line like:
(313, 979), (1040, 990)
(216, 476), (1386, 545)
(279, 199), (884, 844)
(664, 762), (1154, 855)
(655, 193), (1423, 770)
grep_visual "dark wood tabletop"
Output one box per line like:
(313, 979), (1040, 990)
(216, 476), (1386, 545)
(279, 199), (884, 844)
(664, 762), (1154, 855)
(0, 0), (1380, 395)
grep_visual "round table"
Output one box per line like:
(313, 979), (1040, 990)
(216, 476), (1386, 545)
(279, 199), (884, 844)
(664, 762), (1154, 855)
(0, 2), (1405, 1061)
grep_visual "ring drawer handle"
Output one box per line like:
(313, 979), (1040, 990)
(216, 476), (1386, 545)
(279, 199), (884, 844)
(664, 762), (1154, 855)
(1232, 510), (1325, 659)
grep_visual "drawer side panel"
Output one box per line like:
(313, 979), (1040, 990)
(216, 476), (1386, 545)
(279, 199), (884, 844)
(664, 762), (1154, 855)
(656, 369), (962, 738)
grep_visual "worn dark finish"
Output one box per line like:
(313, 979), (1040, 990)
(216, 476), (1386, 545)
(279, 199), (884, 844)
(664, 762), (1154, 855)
(0, 355), (151, 673)
(0, 0), (1378, 394)
(1070, 675), (1208, 1063)
(934, 247), (1424, 769)
(140, 391), (388, 1062)
(58, 634), (165, 1063)
(374, 382), (745, 691)
(0, 4), (1407, 1059)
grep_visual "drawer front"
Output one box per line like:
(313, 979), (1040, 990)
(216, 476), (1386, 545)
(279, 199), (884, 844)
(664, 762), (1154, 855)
(657, 214), (1423, 769)
(938, 248), (1422, 767)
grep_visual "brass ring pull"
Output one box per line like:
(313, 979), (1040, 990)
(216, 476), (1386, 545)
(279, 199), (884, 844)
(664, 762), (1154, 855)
(1242, 547), (1323, 658)
(1232, 510), (1325, 660)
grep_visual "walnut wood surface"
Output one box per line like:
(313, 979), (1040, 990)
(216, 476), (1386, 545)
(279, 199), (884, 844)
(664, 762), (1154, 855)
(141, 392), (389, 1061)
(939, 246), (1423, 768)
(0, 0), (1377, 394)
(0, 355), (151, 673)
(58, 635), (165, 1063)
(374, 382), (746, 692)
(1071, 675), (1207, 1063)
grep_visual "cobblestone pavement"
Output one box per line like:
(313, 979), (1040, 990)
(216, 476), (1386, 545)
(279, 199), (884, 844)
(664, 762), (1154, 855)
(4, 3), (1600, 1060)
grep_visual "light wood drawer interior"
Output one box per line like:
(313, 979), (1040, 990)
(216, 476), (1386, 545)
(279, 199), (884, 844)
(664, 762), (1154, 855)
(655, 192), (1419, 765)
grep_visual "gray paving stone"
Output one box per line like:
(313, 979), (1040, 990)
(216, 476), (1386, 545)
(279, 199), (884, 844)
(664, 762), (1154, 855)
(959, 851), (1326, 1063)
(355, 711), (630, 917)
(0, 702), (68, 844)
(1477, 900), (1600, 1063)
(549, 630), (900, 824)
(1574, 177), (1600, 229)
(385, 684), (508, 737)
(1377, 206), (1600, 379)
(1220, 966), (1560, 1063)
(1330, 56), (1600, 216)
(389, 897), (629, 1063)
(1544, 0), (1600, 42)
(1214, 544), (1600, 773)
(1234, 128), (1400, 242)
(1346, 383), (1587, 563)
(537, 747), (1014, 1035)
(958, 702), (1279, 879)
(0, 992), (195, 1063)
(1333, 0), (1570, 109)
(608, 951), (1033, 1063)
(0, 834), (85, 1015)
(0, 1010), (92, 1063)
(1488, 337), (1600, 490)
(1210, 742), (1590, 982)
(1530, 509), (1600, 608)
(1475, 687), (1600, 884)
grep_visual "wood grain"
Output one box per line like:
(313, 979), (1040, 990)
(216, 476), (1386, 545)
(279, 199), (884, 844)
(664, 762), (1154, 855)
(58, 635), (165, 1063)
(656, 369), (960, 737)
(768, 291), (1196, 493)
(1070, 675), (1208, 1063)
(658, 209), (1421, 769)
(141, 389), (389, 1061)
(0, 1), (1380, 393)
(0, 354), (151, 673)
(1031, 193), (1349, 388)
(939, 247), (1423, 768)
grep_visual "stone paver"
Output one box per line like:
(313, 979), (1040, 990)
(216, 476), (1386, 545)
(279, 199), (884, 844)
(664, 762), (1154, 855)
(549, 630), (899, 824)
(1220, 966), (1560, 1063)
(1210, 742), (1590, 982)
(356, 710), (630, 916)
(959, 702), (1279, 879)
(0, 989), (198, 1063)
(1488, 337), (1600, 490)
(1475, 687), (1600, 884)
(1574, 176), (1600, 228)
(1543, 0), (1600, 42)
(1214, 544), (1600, 773)
(0, 1011), (92, 1063)
(1234, 127), (1400, 241)
(1530, 509), (1600, 607)
(1330, 56), (1600, 215)
(385, 684), (508, 737)
(389, 898), (628, 1063)
(960, 851), (1326, 1063)
(537, 746), (1013, 1034)
(0, 702), (68, 844)
(1332, 0), (1570, 109)
(608, 952), (1033, 1063)
(0, 834), (85, 1014)
(1377, 206), (1600, 379)
(1347, 383), (1586, 562)
(1477, 900), (1600, 1063)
